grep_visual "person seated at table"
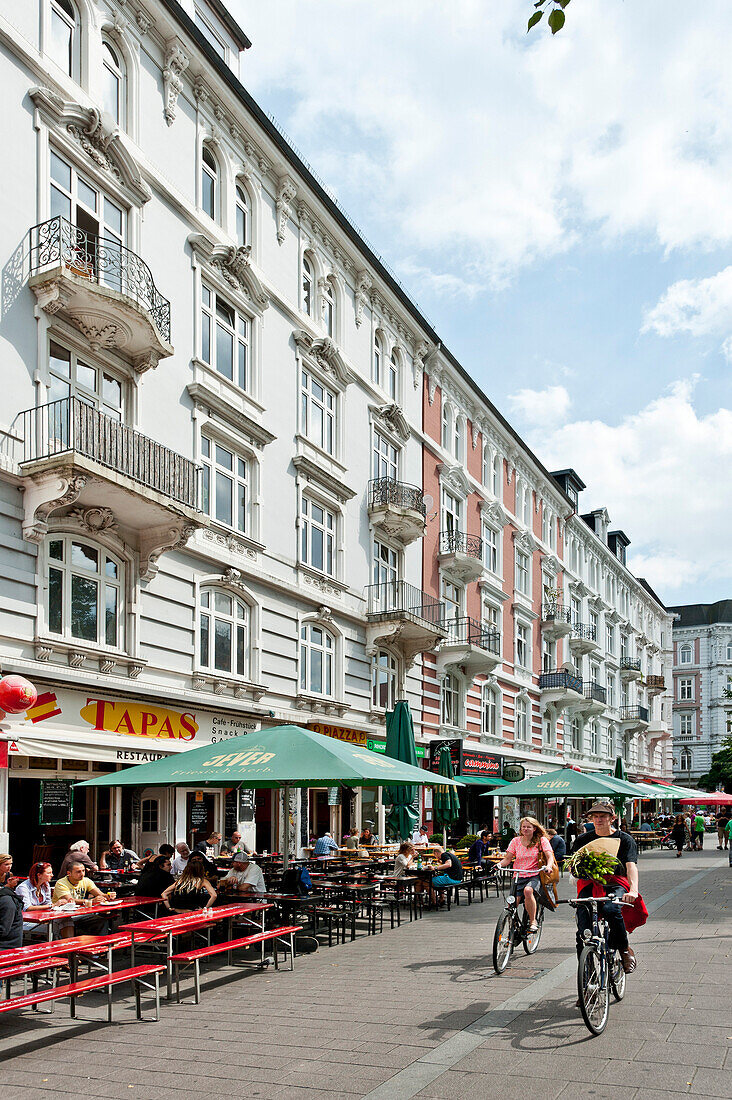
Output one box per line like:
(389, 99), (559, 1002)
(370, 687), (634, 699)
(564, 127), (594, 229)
(343, 826), (361, 850)
(639, 818), (653, 833)
(429, 845), (464, 907)
(194, 833), (222, 859)
(218, 852), (266, 896)
(100, 839), (140, 871)
(59, 840), (98, 877)
(15, 861), (54, 936)
(51, 861), (116, 938)
(227, 830), (255, 857)
(161, 854), (216, 913)
(136, 854), (175, 898)
(547, 828), (566, 861)
(413, 825), (430, 848)
(498, 822), (516, 851)
(171, 841), (190, 877)
(359, 828), (375, 846)
(467, 830), (491, 865)
(313, 830), (340, 858)
(393, 842), (415, 878)
(0, 853), (23, 949)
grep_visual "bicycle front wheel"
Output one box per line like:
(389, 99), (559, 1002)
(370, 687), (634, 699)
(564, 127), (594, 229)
(577, 944), (609, 1035)
(609, 949), (626, 1001)
(493, 911), (514, 973)
(523, 904), (544, 954)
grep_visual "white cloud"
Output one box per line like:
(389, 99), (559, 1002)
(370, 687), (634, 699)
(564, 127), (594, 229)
(642, 266), (732, 338)
(508, 385), (571, 425)
(235, 0), (732, 289)
(520, 379), (732, 595)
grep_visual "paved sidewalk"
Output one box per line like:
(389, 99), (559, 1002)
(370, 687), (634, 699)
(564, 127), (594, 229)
(0, 848), (729, 1099)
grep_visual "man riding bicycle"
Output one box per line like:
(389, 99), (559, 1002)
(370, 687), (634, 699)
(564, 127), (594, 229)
(571, 801), (640, 975)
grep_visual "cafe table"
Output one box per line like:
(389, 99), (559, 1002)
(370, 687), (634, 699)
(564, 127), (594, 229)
(0, 932), (135, 987)
(120, 902), (272, 1000)
(23, 896), (162, 941)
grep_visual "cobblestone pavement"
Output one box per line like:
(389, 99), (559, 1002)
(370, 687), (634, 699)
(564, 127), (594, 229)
(0, 848), (729, 1099)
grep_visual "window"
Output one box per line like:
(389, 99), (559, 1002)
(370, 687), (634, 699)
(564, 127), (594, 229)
(569, 715), (582, 752)
(679, 747), (692, 772)
(441, 402), (451, 451)
(605, 624), (615, 655)
(235, 183), (250, 248)
(300, 623), (333, 696)
(620, 633), (629, 661)
(522, 485), (531, 526)
(199, 588), (249, 677)
(201, 436), (248, 532)
(301, 370), (335, 454)
(48, 537), (123, 648)
(301, 495), (335, 576)
(453, 415), (463, 462)
(195, 8), (227, 58)
(678, 678), (693, 701)
(322, 278), (335, 337)
(542, 636), (555, 673)
(49, 341), (123, 418)
(49, 0), (77, 76)
(201, 284), (249, 390)
(726, 641), (732, 661)
(606, 674), (615, 709)
(481, 599), (501, 642)
(441, 673), (461, 727)
(201, 144), (218, 220)
(372, 432), (398, 482)
(441, 578), (463, 621)
(541, 508), (550, 546)
(492, 454), (502, 498)
(372, 649), (398, 711)
(589, 610), (599, 641)
(141, 799), (159, 833)
(442, 490), (461, 535)
(679, 644), (692, 665)
(515, 547), (530, 596)
(544, 715), (555, 749)
(388, 349), (399, 401)
(515, 695), (528, 742)
(373, 539), (398, 586)
(50, 150), (125, 285)
(373, 332), (384, 388)
(482, 445), (490, 487)
(516, 620), (530, 669)
(482, 683), (500, 739)
(302, 257), (314, 316)
(483, 523), (499, 574)
(101, 40), (125, 126)
(680, 713), (693, 737)
(589, 720), (600, 755)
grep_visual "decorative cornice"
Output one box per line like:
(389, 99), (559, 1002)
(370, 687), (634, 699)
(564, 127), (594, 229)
(293, 454), (356, 503)
(188, 234), (269, 312)
(355, 269), (372, 327)
(186, 382), (275, 449)
(162, 38), (189, 126)
(276, 175), (297, 244)
(479, 500), (509, 528)
(438, 462), (472, 500)
(370, 402), (410, 444)
(293, 329), (353, 387)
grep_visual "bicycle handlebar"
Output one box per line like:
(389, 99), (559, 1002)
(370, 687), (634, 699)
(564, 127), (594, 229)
(569, 897), (634, 907)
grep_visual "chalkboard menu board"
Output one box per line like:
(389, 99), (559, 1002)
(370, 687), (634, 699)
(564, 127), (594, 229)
(238, 789), (255, 820)
(189, 800), (209, 829)
(225, 790), (238, 836)
(39, 780), (74, 825)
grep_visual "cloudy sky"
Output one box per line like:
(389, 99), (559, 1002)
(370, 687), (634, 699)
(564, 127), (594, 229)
(233, 0), (732, 607)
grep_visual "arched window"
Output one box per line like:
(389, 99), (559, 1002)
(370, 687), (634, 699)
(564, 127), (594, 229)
(570, 715), (582, 752)
(388, 348), (399, 401)
(441, 673), (461, 727)
(482, 445), (490, 487)
(322, 278), (336, 337)
(372, 649), (398, 711)
(679, 644), (692, 665)
(492, 454), (502, 498)
(515, 695), (528, 742)
(201, 144), (218, 220)
(300, 623), (334, 696)
(199, 588), (249, 677)
(482, 683), (500, 740)
(453, 414), (462, 462)
(47, 536), (123, 648)
(302, 257), (313, 316)
(679, 747), (692, 772)
(373, 331), (383, 388)
(235, 183), (250, 248)
(441, 401), (451, 451)
(49, 0), (77, 77)
(101, 39), (125, 126)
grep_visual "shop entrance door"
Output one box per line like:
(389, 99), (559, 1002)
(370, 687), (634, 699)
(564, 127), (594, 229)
(140, 788), (168, 853)
(186, 791), (216, 849)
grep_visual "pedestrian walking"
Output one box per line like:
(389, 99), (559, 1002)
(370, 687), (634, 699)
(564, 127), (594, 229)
(693, 812), (706, 850)
(670, 814), (686, 858)
(716, 811), (729, 850)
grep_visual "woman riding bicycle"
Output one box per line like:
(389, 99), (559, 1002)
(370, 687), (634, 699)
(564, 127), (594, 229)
(498, 817), (556, 933)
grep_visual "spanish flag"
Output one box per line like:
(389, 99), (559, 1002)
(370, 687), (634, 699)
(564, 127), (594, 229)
(25, 691), (62, 724)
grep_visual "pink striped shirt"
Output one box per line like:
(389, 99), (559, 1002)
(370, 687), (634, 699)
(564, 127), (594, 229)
(506, 836), (553, 875)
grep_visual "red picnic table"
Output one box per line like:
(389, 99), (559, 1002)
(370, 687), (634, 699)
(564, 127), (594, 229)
(120, 902), (272, 1000)
(22, 896), (162, 940)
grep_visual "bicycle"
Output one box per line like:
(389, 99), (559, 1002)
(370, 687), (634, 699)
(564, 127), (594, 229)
(492, 871), (545, 974)
(569, 895), (632, 1035)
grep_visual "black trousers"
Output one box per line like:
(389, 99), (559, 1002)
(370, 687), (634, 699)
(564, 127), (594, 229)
(575, 882), (628, 957)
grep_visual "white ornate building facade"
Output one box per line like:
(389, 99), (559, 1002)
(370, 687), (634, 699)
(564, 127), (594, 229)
(668, 601), (732, 788)
(0, 0), (673, 862)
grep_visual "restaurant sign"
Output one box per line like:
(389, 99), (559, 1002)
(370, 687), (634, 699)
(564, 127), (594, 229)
(367, 738), (426, 759)
(308, 722), (368, 746)
(430, 739), (501, 779)
(502, 763), (526, 783)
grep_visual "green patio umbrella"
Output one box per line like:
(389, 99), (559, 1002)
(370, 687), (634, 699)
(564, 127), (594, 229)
(433, 744), (461, 846)
(77, 724), (461, 867)
(613, 755), (629, 817)
(383, 700), (419, 842)
(478, 766), (644, 800)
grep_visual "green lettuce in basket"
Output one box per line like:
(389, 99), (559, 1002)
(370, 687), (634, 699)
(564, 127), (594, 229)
(563, 848), (620, 884)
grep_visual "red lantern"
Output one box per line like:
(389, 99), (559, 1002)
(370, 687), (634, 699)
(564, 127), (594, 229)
(0, 675), (38, 714)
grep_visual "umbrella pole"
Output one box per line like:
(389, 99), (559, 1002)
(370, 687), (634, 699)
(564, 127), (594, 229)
(282, 784), (290, 870)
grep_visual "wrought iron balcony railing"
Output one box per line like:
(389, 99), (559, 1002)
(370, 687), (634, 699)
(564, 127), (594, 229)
(365, 580), (444, 628)
(442, 615), (500, 655)
(20, 397), (199, 509)
(28, 216), (171, 344)
(439, 530), (482, 557)
(620, 705), (649, 723)
(583, 681), (607, 704)
(539, 669), (583, 694)
(646, 675), (665, 690)
(620, 657), (642, 672)
(368, 477), (426, 515)
(541, 603), (572, 623)
(572, 621), (597, 642)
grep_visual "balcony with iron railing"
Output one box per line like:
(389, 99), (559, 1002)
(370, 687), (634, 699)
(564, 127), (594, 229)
(568, 620), (599, 656)
(437, 615), (501, 679)
(540, 603), (573, 639)
(17, 397), (201, 561)
(580, 680), (607, 716)
(619, 656), (643, 681)
(620, 704), (650, 728)
(365, 580), (447, 663)
(539, 668), (584, 711)
(27, 216), (173, 370)
(646, 674), (666, 695)
(438, 529), (484, 583)
(367, 477), (426, 545)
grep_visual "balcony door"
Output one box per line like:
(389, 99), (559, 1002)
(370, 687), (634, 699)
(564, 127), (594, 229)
(442, 489), (461, 535)
(49, 149), (126, 291)
(372, 431), (398, 482)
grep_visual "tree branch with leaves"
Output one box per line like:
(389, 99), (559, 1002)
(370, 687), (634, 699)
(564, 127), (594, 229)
(528, 0), (571, 35)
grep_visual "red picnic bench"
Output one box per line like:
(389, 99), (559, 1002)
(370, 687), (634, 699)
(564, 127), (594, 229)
(169, 924), (303, 1003)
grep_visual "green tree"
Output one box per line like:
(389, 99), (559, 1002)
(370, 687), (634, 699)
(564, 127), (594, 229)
(697, 735), (732, 794)
(527, 0), (571, 35)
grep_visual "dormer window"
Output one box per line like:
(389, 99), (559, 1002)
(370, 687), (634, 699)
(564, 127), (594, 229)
(195, 8), (227, 59)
